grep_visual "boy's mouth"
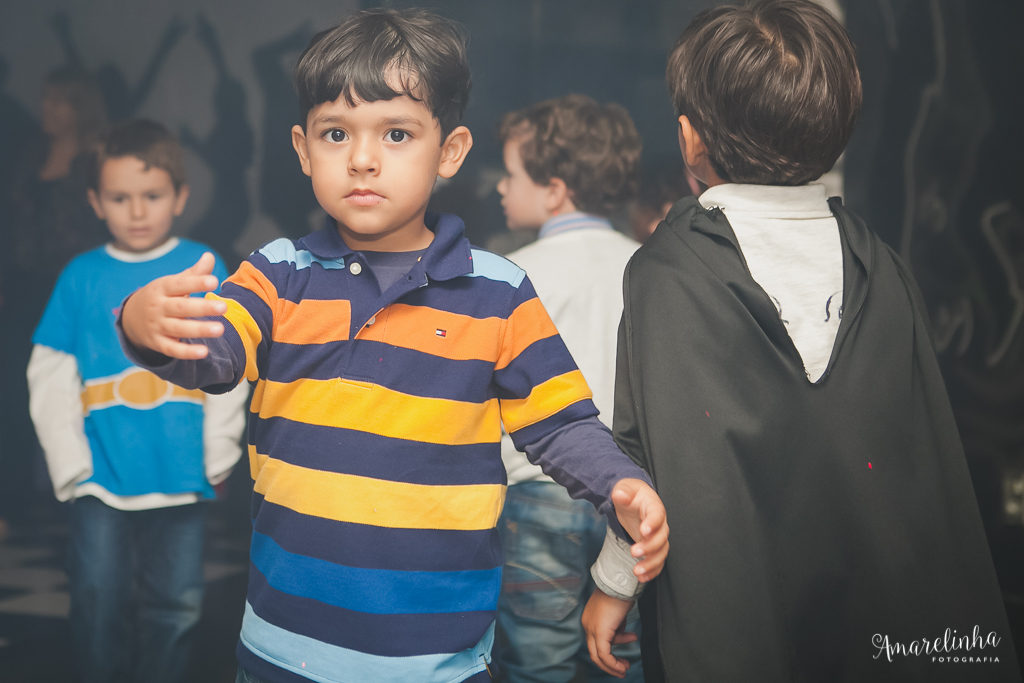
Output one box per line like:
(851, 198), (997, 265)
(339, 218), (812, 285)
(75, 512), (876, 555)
(346, 189), (385, 207)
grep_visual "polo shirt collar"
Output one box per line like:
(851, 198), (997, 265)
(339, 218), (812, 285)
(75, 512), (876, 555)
(299, 212), (473, 281)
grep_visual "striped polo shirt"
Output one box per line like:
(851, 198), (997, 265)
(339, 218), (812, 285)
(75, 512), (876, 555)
(153, 214), (606, 682)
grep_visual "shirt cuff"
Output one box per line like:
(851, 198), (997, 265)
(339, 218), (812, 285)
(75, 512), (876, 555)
(590, 525), (644, 601)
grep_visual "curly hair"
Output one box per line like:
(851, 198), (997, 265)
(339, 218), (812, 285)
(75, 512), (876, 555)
(499, 94), (642, 216)
(666, 0), (861, 185)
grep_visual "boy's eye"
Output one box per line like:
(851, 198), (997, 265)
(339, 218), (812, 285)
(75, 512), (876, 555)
(387, 130), (408, 143)
(326, 129), (346, 143)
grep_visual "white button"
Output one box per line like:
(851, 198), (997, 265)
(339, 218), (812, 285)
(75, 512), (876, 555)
(349, 262), (362, 275)
(366, 316), (376, 326)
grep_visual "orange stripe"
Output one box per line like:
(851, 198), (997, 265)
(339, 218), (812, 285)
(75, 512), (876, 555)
(226, 261), (278, 311)
(356, 304), (502, 362)
(495, 297), (559, 370)
(275, 298), (351, 345)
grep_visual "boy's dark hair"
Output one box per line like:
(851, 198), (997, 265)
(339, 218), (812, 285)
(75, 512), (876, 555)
(88, 119), (186, 191)
(666, 0), (861, 185)
(499, 94), (642, 216)
(294, 8), (471, 139)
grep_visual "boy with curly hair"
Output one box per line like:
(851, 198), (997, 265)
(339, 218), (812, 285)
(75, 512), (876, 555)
(494, 93), (645, 682)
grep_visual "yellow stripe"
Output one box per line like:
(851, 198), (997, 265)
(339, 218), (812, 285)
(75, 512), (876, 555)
(253, 377), (501, 446)
(81, 382), (115, 410)
(251, 452), (505, 530)
(213, 295), (262, 382)
(81, 369), (204, 413)
(500, 370), (593, 433)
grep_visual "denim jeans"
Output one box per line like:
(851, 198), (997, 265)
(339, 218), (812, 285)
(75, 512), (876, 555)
(68, 495), (206, 683)
(494, 482), (642, 683)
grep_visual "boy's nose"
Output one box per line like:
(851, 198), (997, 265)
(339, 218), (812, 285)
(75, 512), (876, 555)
(496, 177), (507, 196)
(130, 198), (146, 219)
(348, 140), (379, 175)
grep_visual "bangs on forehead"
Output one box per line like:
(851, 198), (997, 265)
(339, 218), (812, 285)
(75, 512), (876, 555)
(295, 8), (471, 136)
(338, 61), (425, 108)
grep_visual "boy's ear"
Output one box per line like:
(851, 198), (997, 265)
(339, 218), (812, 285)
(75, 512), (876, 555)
(545, 177), (575, 215)
(291, 125), (313, 177)
(173, 184), (190, 216)
(86, 188), (105, 220)
(437, 125), (473, 179)
(677, 115), (707, 169)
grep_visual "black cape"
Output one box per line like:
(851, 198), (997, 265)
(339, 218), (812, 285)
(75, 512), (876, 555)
(614, 196), (1020, 682)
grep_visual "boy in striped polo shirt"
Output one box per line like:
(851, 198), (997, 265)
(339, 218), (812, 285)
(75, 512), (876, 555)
(117, 9), (668, 683)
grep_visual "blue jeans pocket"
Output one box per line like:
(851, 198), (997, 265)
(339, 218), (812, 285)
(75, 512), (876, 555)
(499, 484), (601, 623)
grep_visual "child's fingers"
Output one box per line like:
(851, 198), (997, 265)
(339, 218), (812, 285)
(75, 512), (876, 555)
(161, 274), (221, 298)
(185, 252), (217, 276)
(611, 632), (639, 645)
(160, 318), (225, 341)
(162, 295), (227, 320)
(587, 633), (628, 679)
(154, 337), (212, 360)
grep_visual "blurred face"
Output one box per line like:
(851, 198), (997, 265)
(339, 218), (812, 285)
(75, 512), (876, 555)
(496, 139), (551, 230)
(40, 86), (76, 137)
(87, 156), (188, 253)
(291, 92), (472, 252)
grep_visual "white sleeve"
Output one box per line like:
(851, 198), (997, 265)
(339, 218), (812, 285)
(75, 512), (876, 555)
(591, 525), (644, 601)
(27, 345), (93, 502)
(203, 380), (250, 485)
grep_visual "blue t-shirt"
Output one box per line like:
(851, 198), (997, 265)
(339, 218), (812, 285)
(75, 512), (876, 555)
(33, 239), (229, 497)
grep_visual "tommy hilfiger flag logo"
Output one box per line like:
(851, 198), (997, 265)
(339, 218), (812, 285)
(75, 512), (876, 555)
(435, 329), (447, 338)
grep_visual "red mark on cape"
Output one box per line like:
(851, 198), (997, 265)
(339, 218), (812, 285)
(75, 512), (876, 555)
(868, 462), (873, 469)
(705, 410), (710, 417)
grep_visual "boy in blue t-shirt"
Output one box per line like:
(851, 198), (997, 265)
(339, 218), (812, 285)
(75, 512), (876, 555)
(116, 9), (668, 683)
(28, 119), (248, 683)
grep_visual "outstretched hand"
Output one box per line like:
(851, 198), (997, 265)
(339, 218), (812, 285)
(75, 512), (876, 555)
(121, 252), (227, 360)
(611, 478), (669, 581)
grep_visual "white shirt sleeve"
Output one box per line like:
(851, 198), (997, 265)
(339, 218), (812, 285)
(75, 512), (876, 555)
(591, 525), (644, 601)
(27, 344), (93, 502)
(203, 381), (250, 486)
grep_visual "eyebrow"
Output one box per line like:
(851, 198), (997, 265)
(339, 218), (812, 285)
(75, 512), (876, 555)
(312, 115), (427, 128)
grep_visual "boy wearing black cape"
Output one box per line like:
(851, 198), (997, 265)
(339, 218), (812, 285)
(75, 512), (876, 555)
(582, 1), (1021, 681)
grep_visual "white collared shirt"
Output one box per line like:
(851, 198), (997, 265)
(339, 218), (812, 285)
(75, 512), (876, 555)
(699, 183), (844, 382)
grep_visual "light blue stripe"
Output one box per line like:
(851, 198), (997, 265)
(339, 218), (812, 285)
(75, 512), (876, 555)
(259, 238), (345, 270)
(251, 532), (501, 614)
(240, 602), (492, 683)
(539, 212), (614, 239)
(467, 249), (525, 287)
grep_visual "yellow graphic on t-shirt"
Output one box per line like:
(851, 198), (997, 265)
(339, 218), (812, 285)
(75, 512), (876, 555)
(81, 367), (204, 414)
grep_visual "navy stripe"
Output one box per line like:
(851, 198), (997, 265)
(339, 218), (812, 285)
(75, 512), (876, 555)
(251, 497), (503, 571)
(492, 336), (582, 400)
(220, 281), (274, 341)
(398, 277), (516, 319)
(249, 417), (505, 485)
(246, 567), (496, 657)
(507, 399), (598, 451)
(263, 341), (499, 402)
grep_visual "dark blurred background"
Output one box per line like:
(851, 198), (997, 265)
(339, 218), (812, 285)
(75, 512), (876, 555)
(0, 0), (1021, 680)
